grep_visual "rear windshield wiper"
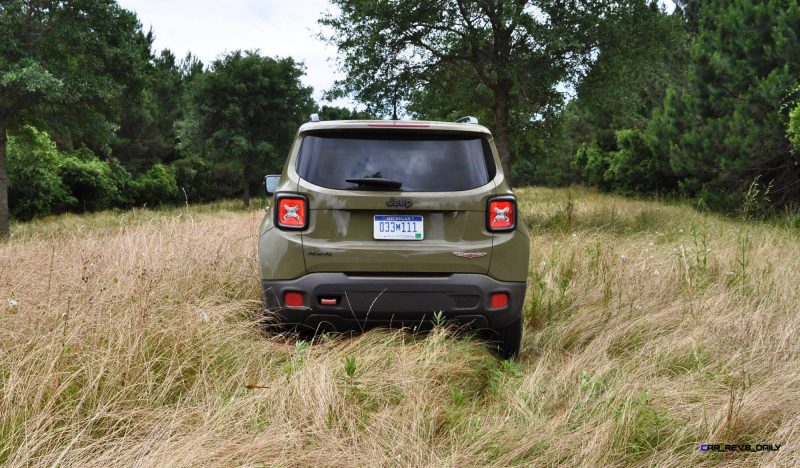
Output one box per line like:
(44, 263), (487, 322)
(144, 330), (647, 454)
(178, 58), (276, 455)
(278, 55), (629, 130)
(345, 177), (403, 190)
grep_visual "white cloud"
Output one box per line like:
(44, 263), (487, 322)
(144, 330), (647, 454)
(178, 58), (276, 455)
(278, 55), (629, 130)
(118, 0), (357, 110)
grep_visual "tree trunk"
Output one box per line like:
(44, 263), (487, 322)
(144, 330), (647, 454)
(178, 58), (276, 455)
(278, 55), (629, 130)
(493, 87), (513, 181)
(0, 124), (9, 239)
(242, 167), (251, 209)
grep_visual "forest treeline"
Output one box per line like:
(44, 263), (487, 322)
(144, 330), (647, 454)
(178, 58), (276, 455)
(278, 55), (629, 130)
(0, 0), (368, 233)
(324, 0), (800, 216)
(2, 0), (800, 235)
(525, 0), (800, 214)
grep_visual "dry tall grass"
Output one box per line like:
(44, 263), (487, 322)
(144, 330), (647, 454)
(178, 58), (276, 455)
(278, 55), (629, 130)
(1, 188), (798, 467)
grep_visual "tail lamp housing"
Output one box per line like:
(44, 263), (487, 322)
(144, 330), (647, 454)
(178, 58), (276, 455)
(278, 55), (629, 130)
(490, 292), (509, 309)
(283, 291), (304, 307)
(487, 196), (517, 232)
(274, 193), (308, 230)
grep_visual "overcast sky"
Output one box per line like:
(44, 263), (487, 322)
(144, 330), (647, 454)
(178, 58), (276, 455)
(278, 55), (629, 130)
(117, 0), (354, 109)
(118, 0), (676, 113)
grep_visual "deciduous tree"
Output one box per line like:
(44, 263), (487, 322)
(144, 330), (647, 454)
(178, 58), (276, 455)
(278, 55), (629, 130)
(321, 0), (625, 176)
(179, 51), (314, 208)
(0, 0), (149, 237)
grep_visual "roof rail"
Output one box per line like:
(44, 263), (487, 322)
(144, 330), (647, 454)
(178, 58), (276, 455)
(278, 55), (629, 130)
(310, 113), (320, 122)
(456, 116), (478, 124)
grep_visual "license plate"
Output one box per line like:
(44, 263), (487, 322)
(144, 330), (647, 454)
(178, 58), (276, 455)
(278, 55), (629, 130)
(374, 215), (424, 240)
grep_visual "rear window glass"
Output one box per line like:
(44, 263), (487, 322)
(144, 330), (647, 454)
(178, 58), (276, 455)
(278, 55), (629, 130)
(296, 132), (495, 191)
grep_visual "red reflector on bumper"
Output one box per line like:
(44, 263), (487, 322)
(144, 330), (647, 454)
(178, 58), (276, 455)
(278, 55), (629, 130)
(490, 293), (509, 309)
(320, 298), (338, 305)
(284, 292), (303, 307)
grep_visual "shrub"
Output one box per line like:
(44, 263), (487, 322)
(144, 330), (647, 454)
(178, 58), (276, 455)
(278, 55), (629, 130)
(788, 101), (800, 154)
(573, 144), (611, 190)
(694, 187), (744, 213)
(58, 148), (121, 212)
(7, 126), (75, 220)
(604, 129), (674, 194)
(105, 158), (136, 208)
(171, 156), (213, 203)
(132, 164), (180, 206)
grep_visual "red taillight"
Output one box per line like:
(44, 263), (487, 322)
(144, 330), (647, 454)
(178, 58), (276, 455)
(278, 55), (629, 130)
(275, 194), (308, 230)
(284, 292), (304, 307)
(487, 197), (516, 232)
(490, 293), (509, 309)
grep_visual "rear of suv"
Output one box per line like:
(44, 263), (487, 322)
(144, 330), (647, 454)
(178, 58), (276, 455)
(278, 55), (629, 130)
(258, 116), (530, 357)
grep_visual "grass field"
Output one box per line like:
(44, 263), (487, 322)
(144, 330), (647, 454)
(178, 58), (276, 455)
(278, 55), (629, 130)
(1, 187), (798, 466)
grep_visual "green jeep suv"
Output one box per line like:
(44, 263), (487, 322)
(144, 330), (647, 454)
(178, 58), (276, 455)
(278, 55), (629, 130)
(259, 115), (530, 357)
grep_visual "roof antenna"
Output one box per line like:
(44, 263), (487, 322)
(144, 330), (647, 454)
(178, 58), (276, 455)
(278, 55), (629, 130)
(391, 89), (399, 120)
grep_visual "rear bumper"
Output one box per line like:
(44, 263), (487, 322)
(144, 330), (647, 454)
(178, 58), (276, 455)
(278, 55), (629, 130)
(262, 273), (525, 331)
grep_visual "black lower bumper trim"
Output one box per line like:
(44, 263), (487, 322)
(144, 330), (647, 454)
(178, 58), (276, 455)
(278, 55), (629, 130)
(262, 273), (525, 330)
(300, 314), (490, 334)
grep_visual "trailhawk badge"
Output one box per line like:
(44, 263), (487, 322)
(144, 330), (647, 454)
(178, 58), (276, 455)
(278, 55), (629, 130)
(452, 251), (488, 259)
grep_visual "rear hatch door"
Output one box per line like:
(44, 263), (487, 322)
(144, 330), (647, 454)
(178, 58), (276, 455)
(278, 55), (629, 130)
(295, 130), (496, 274)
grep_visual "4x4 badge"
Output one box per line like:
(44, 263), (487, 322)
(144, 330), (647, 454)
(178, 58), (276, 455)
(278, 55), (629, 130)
(452, 251), (488, 259)
(386, 197), (413, 209)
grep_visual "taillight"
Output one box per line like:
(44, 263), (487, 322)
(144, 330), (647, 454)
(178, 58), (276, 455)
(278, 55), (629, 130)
(275, 194), (308, 230)
(284, 291), (304, 307)
(490, 292), (509, 309)
(487, 197), (516, 232)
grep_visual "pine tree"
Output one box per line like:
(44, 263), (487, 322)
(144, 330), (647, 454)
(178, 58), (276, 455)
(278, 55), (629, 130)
(664, 0), (800, 210)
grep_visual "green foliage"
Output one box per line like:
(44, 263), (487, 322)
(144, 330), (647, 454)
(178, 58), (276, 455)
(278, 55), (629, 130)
(511, 156), (540, 187)
(179, 51), (314, 207)
(105, 158), (136, 208)
(7, 126), (73, 220)
(573, 2), (688, 134)
(317, 105), (372, 121)
(573, 129), (674, 194)
(432, 310), (446, 327)
(321, 0), (623, 173)
(3, 42), (317, 221)
(788, 100), (800, 153)
(0, 0), (151, 146)
(510, 113), (581, 187)
(559, 0), (800, 215)
(0, 0), (152, 235)
(604, 129), (674, 194)
(662, 0), (800, 211)
(58, 149), (122, 212)
(321, 0), (609, 114)
(171, 156), (214, 204)
(343, 356), (357, 379)
(558, 3), (687, 195)
(573, 144), (610, 190)
(6, 126), (141, 219)
(132, 164), (179, 207)
(112, 51), (203, 171)
(613, 391), (680, 461)
(5, 0), (800, 226)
